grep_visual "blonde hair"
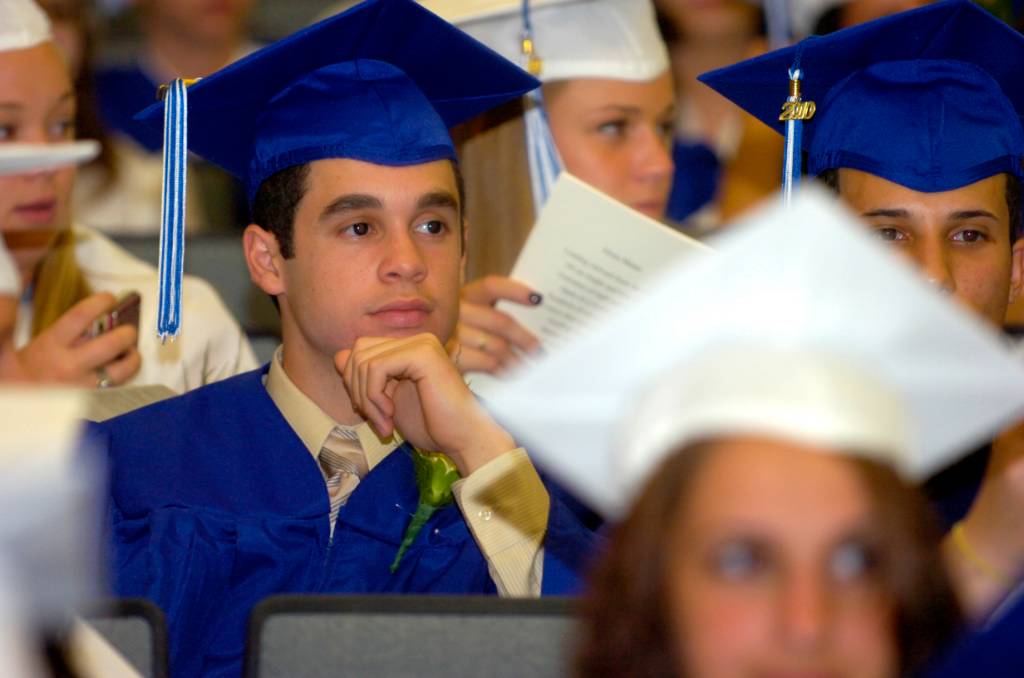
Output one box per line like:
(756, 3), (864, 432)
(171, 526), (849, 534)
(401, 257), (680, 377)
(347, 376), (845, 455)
(30, 229), (91, 336)
(454, 99), (536, 280)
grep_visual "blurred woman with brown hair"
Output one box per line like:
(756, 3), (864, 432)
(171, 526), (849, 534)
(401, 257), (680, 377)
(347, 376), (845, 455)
(578, 438), (962, 678)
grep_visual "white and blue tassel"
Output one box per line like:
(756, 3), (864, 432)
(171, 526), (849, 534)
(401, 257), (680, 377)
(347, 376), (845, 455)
(157, 79), (190, 341)
(520, 0), (563, 215)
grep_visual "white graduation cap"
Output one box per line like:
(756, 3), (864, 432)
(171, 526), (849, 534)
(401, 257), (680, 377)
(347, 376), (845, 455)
(485, 188), (1024, 518)
(422, 0), (670, 83)
(418, 0), (669, 212)
(0, 0), (50, 52)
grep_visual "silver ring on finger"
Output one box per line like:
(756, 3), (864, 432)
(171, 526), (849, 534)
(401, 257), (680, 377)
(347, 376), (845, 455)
(95, 366), (113, 389)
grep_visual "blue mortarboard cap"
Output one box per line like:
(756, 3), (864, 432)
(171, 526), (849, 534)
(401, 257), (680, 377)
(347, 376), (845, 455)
(132, 0), (538, 340)
(135, 0), (538, 200)
(699, 0), (1024, 194)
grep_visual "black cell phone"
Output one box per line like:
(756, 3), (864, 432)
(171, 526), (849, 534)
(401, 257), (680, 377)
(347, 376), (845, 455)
(87, 292), (141, 340)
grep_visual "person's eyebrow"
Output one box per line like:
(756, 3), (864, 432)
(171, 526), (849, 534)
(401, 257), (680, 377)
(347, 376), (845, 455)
(0, 92), (74, 114)
(320, 193), (382, 220)
(50, 91), (74, 108)
(592, 104), (644, 116)
(417, 191), (459, 211)
(950, 209), (999, 221)
(861, 208), (910, 219)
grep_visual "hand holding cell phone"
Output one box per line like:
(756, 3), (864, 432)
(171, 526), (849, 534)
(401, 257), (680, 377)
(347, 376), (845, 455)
(16, 292), (141, 387)
(85, 291), (141, 341)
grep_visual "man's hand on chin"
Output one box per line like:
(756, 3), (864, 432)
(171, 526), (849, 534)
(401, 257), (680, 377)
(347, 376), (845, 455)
(335, 333), (515, 476)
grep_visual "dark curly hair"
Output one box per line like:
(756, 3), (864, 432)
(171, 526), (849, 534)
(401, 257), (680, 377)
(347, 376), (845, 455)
(575, 442), (963, 678)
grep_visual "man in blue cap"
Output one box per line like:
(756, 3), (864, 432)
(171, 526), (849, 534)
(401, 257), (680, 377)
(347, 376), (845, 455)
(87, 2), (596, 676)
(700, 0), (1024, 623)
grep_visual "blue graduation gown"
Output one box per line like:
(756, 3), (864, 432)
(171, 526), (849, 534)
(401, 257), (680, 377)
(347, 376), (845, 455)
(924, 587), (1024, 678)
(666, 139), (721, 223)
(88, 367), (597, 678)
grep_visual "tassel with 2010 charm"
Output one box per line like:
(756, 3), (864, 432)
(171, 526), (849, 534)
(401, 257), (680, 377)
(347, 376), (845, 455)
(779, 64), (815, 206)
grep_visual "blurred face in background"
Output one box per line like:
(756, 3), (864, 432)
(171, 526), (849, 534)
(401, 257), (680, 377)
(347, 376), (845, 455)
(666, 436), (899, 678)
(656, 0), (762, 42)
(545, 72), (676, 220)
(0, 43), (76, 284)
(138, 0), (254, 48)
(839, 0), (928, 28)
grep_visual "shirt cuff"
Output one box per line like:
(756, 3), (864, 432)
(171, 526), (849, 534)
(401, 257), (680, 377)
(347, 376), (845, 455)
(453, 448), (549, 597)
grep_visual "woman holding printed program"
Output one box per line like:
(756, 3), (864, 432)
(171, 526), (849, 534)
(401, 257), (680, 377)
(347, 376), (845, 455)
(405, 0), (677, 376)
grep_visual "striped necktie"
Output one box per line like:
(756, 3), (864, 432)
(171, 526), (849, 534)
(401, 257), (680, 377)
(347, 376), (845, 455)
(319, 427), (368, 536)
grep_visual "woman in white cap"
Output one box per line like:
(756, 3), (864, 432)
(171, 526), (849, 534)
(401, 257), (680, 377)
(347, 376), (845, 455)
(577, 414), (961, 678)
(405, 0), (676, 375)
(0, 3), (142, 386)
(0, 0), (257, 392)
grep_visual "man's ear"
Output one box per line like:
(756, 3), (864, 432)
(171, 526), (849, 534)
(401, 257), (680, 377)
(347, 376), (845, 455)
(1010, 237), (1024, 304)
(244, 224), (286, 296)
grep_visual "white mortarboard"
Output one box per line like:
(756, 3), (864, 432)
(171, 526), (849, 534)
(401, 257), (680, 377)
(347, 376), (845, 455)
(485, 188), (1024, 518)
(423, 0), (670, 83)
(419, 0), (670, 213)
(0, 0), (50, 51)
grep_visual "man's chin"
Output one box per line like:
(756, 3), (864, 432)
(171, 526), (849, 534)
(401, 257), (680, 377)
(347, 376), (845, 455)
(369, 324), (439, 340)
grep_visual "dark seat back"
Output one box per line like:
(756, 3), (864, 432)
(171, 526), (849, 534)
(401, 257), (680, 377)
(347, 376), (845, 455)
(84, 598), (168, 678)
(245, 595), (579, 678)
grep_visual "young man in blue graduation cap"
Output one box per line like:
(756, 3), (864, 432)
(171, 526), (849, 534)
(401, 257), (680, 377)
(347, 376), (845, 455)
(700, 0), (1024, 622)
(87, 2), (596, 676)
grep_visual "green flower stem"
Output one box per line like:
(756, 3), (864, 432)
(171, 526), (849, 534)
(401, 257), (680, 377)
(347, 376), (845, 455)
(390, 502), (439, 573)
(390, 448), (461, 574)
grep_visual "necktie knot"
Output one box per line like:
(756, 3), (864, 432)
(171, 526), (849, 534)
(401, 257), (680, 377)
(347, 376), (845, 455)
(319, 427), (368, 479)
(319, 427), (368, 536)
